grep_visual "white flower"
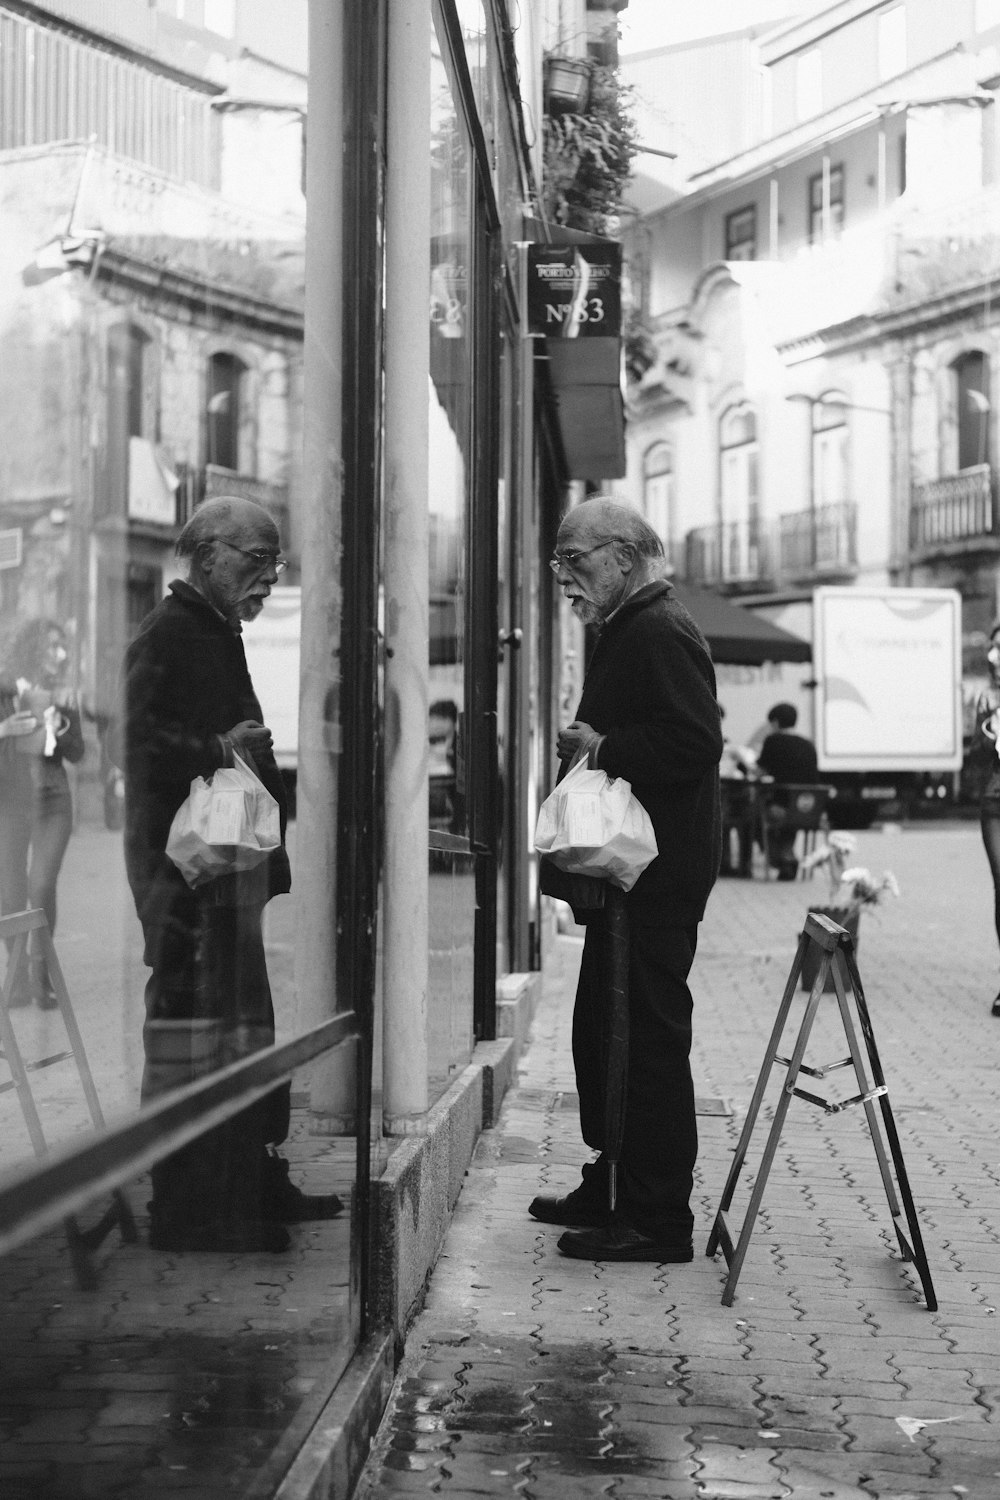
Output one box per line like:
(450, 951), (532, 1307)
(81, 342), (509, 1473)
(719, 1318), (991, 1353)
(837, 865), (900, 911)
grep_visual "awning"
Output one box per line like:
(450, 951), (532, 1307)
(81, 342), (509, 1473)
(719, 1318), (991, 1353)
(670, 582), (812, 665)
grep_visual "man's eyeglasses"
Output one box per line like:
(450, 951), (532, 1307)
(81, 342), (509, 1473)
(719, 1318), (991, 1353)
(548, 539), (615, 575)
(217, 540), (288, 574)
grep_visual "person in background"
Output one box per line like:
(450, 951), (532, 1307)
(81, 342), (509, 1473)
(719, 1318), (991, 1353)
(718, 704), (755, 878)
(756, 701), (818, 880)
(0, 619), (85, 1007)
(530, 498), (722, 1263)
(968, 621), (1000, 1018)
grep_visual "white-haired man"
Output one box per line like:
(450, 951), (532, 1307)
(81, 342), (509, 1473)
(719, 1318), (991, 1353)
(531, 498), (723, 1262)
(121, 496), (339, 1252)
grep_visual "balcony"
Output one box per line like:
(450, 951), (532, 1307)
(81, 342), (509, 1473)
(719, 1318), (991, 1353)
(683, 505), (858, 590)
(777, 501), (857, 580)
(685, 521), (769, 589)
(910, 465), (998, 559)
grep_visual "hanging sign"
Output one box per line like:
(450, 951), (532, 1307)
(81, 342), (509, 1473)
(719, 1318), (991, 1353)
(527, 243), (621, 339)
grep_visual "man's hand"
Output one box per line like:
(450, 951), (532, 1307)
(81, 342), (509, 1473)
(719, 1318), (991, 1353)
(226, 719), (273, 761)
(557, 720), (601, 763)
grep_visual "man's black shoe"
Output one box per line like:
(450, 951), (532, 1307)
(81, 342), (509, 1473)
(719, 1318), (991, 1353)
(267, 1185), (344, 1223)
(261, 1152), (344, 1222)
(528, 1192), (610, 1228)
(556, 1222), (693, 1262)
(149, 1218), (291, 1253)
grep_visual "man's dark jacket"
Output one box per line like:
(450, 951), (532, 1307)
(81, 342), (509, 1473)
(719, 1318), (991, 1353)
(121, 580), (290, 932)
(577, 580), (723, 927)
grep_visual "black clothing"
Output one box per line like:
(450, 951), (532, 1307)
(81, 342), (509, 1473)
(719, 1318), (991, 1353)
(757, 729), (818, 786)
(563, 580), (722, 1239)
(757, 729), (819, 876)
(121, 580), (291, 1240)
(122, 580), (289, 933)
(573, 917), (699, 1241)
(583, 581), (723, 926)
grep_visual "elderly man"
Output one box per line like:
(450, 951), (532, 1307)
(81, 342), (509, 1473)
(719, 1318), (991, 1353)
(122, 496), (338, 1252)
(530, 499), (723, 1262)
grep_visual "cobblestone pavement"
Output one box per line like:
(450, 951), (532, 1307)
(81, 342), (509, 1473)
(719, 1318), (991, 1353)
(356, 825), (1000, 1500)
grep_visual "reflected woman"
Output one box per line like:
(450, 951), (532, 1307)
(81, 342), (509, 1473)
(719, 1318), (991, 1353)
(0, 619), (85, 1006)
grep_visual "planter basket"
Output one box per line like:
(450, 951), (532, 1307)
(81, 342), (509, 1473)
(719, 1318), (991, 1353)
(799, 905), (859, 992)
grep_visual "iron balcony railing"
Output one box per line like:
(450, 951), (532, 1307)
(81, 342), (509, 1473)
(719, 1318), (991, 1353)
(685, 520), (768, 587)
(0, 6), (220, 188)
(777, 501), (857, 578)
(910, 465), (997, 553)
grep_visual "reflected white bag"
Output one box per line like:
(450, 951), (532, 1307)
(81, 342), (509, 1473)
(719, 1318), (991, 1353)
(533, 757), (658, 893)
(166, 752), (280, 889)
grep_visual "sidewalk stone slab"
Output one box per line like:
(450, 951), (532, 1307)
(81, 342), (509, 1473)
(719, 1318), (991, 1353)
(358, 832), (1000, 1500)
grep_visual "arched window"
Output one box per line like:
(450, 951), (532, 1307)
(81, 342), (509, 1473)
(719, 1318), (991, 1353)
(206, 351), (247, 472)
(642, 443), (673, 558)
(954, 351), (990, 470)
(812, 390), (848, 508)
(719, 403), (759, 581)
(105, 323), (153, 519)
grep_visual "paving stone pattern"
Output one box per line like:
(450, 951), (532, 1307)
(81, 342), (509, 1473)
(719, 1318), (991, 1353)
(0, 1124), (353, 1500)
(357, 827), (1000, 1500)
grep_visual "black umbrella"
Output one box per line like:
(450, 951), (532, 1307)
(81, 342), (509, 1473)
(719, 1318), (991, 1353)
(670, 581), (812, 666)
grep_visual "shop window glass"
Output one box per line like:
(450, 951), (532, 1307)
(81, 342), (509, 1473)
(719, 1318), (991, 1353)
(428, 17), (472, 840)
(0, 5), (361, 1489)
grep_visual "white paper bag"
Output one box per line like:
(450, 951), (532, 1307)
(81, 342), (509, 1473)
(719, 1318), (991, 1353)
(166, 752), (280, 889)
(534, 757), (658, 892)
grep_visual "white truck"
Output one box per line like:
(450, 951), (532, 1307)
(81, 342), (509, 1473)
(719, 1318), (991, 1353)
(716, 586), (964, 825)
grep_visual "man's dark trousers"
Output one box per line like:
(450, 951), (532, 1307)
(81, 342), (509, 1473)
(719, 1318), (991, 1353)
(572, 911), (698, 1243)
(141, 892), (290, 1234)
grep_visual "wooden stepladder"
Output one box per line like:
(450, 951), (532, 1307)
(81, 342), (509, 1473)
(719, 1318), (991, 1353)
(707, 911), (937, 1311)
(0, 909), (137, 1287)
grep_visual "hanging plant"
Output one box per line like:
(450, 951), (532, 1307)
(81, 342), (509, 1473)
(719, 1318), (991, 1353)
(542, 58), (638, 237)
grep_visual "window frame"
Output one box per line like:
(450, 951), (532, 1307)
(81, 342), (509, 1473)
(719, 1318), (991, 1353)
(953, 350), (991, 471)
(718, 402), (760, 582)
(205, 350), (248, 473)
(811, 391), (848, 509)
(807, 162), (844, 244)
(725, 204), (757, 262)
(642, 442), (674, 560)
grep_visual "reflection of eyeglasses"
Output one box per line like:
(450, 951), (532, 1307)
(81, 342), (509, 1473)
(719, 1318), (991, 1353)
(548, 540), (615, 574)
(217, 540), (288, 574)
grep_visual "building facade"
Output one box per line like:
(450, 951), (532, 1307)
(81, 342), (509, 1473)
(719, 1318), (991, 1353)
(621, 0), (1000, 751)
